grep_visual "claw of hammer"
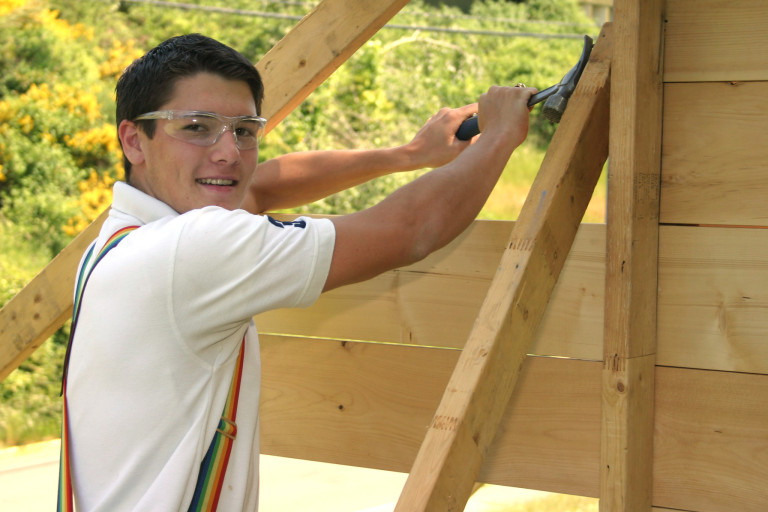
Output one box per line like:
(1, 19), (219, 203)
(455, 35), (594, 140)
(534, 35), (594, 123)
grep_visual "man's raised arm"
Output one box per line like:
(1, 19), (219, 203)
(241, 103), (478, 213)
(325, 85), (534, 291)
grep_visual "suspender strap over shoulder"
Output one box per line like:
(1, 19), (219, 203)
(58, 226), (246, 512)
(59, 225), (138, 512)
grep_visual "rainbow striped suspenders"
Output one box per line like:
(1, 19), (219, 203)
(58, 226), (246, 511)
(188, 341), (245, 512)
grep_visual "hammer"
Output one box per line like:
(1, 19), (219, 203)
(455, 35), (593, 140)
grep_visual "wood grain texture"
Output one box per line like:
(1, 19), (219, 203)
(658, 225), (768, 374)
(653, 366), (768, 512)
(256, 220), (606, 359)
(394, 24), (612, 511)
(660, 81), (768, 227)
(0, 211), (107, 381)
(601, 0), (664, 510)
(664, 0), (768, 83)
(260, 335), (601, 497)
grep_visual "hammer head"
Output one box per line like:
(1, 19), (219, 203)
(531, 35), (593, 123)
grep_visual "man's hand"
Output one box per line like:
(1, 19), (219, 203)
(403, 85), (536, 171)
(475, 85), (536, 148)
(403, 104), (477, 169)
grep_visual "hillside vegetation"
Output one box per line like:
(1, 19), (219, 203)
(0, 0), (602, 447)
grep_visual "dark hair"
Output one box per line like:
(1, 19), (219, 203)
(115, 34), (264, 181)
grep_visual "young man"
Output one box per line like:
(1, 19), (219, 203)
(63, 34), (534, 510)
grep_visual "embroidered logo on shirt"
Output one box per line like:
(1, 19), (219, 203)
(267, 216), (307, 229)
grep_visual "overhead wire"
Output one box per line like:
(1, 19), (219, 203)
(112, 0), (595, 40)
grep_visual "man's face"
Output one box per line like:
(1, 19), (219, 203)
(125, 72), (260, 213)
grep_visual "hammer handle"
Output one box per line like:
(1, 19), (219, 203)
(455, 92), (546, 141)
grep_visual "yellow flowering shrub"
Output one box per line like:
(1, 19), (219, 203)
(64, 123), (120, 167)
(0, 0), (28, 16)
(63, 170), (115, 236)
(100, 38), (144, 78)
(32, 7), (93, 41)
(0, 79), (120, 238)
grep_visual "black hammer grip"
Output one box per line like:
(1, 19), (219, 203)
(455, 92), (544, 141)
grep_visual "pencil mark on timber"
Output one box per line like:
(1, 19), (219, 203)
(432, 415), (459, 432)
(606, 354), (625, 372)
(634, 173), (660, 201)
(509, 238), (534, 251)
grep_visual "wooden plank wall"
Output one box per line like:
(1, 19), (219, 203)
(257, 220), (605, 498)
(259, 1), (768, 511)
(653, 1), (768, 511)
(3, 0), (763, 509)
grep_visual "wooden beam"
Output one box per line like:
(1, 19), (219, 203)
(258, 0), (410, 132)
(0, 215), (106, 381)
(653, 367), (768, 512)
(256, 221), (606, 358)
(663, 0), (768, 83)
(394, 24), (612, 512)
(260, 335), (602, 497)
(600, 0), (664, 510)
(660, 81), (768, 227)
(0, 0), (410, 382)
(657, 225), (768, 374)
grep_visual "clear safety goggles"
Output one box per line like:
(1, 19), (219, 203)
(133, 110), (267, 150)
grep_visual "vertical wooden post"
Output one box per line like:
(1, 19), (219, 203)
(600, 0), (664, 510)
(395, 25), (612, 512)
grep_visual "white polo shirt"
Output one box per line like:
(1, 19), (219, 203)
(67, 182), (335, 511)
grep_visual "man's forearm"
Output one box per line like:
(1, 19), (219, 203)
(242, 146), (424, 213)
(384, 129), (517, 261)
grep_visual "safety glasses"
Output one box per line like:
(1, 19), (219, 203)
(133, 110), (267, 150)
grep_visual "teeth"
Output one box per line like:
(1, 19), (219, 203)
(197, 178), (235, 186)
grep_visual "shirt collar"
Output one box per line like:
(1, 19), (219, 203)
(110, 181), (179, 226)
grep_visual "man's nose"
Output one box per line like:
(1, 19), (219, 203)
(210, 127), (241, 159)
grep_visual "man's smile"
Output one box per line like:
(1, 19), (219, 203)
(196, 178), (237, 186)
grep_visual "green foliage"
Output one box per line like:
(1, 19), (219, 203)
(0, 332), (66, 447)
(0, 0), (601, 447)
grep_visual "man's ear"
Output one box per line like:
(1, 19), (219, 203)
(118, 120), (145, 166)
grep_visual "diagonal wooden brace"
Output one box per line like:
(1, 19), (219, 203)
(0, 0), (410, 382)
(395, 24), (613, 512)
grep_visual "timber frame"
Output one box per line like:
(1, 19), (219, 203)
(2, 1), (767, 511)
